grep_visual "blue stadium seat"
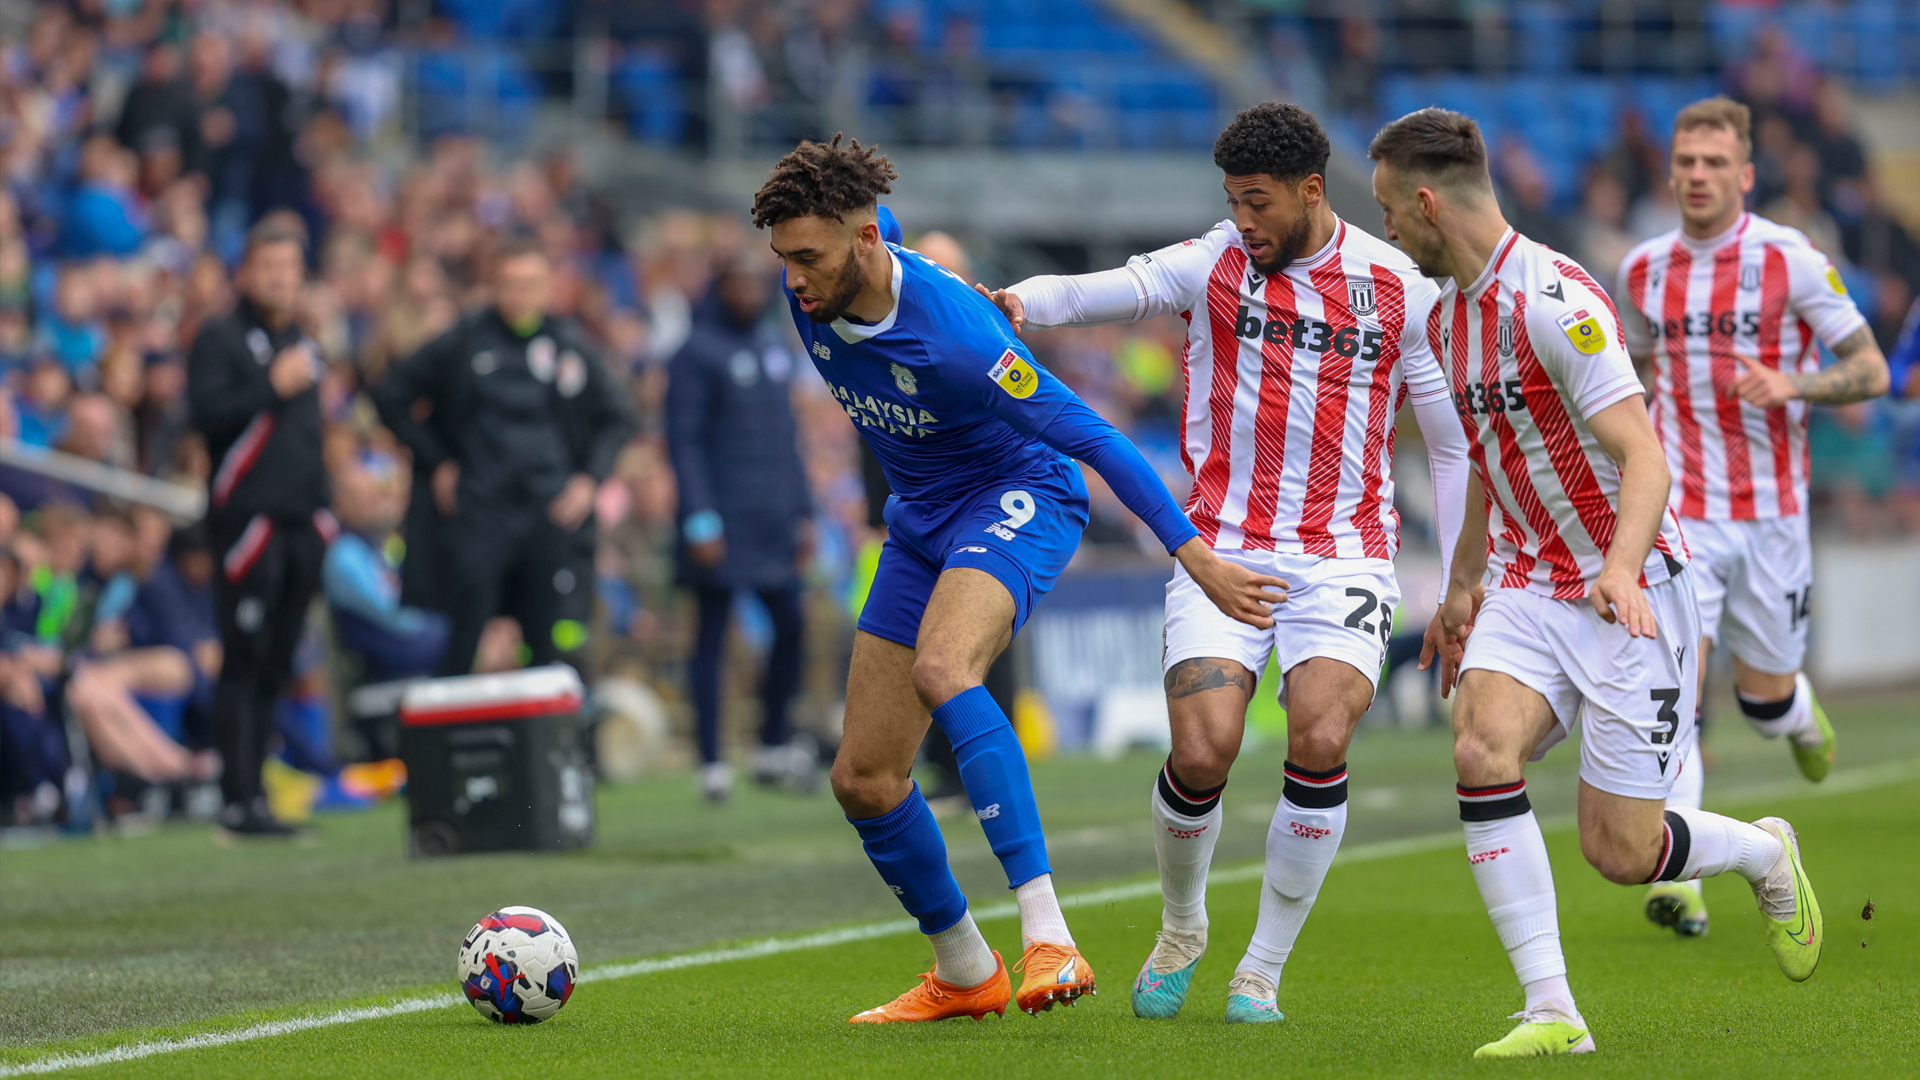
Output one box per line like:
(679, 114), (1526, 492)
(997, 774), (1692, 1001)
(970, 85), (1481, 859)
(1513, 2), (1573, 75)
(1777, 3), (1833, 67)
(411, 45), (538, 143)
(611, 50), (688, 147)
(1707, 4), (1766, 61)
(1853, 1), (1903, 87)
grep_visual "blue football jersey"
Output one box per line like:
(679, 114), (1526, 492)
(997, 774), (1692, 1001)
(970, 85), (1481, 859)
(788, 244), (1079, 507)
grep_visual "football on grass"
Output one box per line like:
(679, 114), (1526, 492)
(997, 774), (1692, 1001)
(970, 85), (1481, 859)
(457, 906), (579, 1023)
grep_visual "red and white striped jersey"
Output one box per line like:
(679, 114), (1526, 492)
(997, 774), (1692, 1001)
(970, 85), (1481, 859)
(1437, 229), (1690, 600)
(1617, 213), (1867, 521)
(1124, 217), (1449, 556)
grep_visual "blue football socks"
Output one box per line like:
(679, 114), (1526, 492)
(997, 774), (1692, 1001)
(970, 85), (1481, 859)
(847, 780), (969, 934)
(931, 685), (1052, 888)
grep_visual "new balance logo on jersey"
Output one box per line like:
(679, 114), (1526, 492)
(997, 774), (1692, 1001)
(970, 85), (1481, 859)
(1289, 822), (1331, 840)
(1234, 306), (1386, 360)
(812, 341), (831, 360)
(1468, 846), (1512, 865)
(1165, 824), (1209, 840)
(975, 804), (1001, 821)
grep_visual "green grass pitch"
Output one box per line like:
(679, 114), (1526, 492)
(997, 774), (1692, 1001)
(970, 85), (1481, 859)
(2, 691), (1914, 1078)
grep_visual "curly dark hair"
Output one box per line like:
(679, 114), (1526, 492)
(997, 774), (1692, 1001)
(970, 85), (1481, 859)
(1213, 103), (1330, 184)
(751, 134), (897, 229)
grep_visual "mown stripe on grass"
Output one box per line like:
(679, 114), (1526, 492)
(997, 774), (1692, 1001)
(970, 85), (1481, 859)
(6, 755), (1912, 1077)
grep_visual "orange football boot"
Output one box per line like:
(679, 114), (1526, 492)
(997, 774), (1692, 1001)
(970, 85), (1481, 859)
(848, 952), (1011, 1023)
(1014, 941), (1096, 1014)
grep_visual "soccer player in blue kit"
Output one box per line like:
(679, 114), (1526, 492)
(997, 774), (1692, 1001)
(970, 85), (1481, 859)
(751, 136), (1283, 1023)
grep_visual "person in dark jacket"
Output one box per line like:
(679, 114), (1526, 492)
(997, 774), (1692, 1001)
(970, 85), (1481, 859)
(186, 221), (329, 837)
(666, 251), (815, 802)
(373, 239), (635, 678)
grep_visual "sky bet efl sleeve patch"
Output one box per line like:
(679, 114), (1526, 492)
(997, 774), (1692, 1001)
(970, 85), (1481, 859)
(987, 348), (1039, 398)
(1556, 308), (1608, 355)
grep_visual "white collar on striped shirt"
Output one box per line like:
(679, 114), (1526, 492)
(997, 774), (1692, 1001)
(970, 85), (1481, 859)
(1676, 211), (1749, 253)
(1291, 216), (1347, 272)
(1460, 228), (1519, 300)
(831, 245), (903, 343)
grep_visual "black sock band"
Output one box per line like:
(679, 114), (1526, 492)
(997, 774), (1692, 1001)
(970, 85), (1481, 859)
(1157, 760), (1224, 818)
(1737, 690), (1795, 720)
(1281, 761), (1349, 809)
(1457, 780), (1531, 821)
(1650, 809), (1694, 882)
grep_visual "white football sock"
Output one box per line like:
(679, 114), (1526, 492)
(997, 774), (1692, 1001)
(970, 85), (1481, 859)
(928, 910), (997, 988)
(1015, 873), (1073, 948)
(1465, 810), (1568, 989)
(1663, 737), (1705, 896)
(1522, 973), (1579, 1018)
(1664, 806), (1783, 885)
(1237, 795), (1346, 985)
(1151, 778), (1223, 935)
(1740, 673), (1816, 744)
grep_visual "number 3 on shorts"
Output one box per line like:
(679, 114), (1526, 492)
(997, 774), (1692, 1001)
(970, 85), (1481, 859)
(985, 489), (1035, 541)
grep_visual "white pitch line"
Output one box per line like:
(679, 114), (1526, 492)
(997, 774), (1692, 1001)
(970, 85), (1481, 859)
(4, 756), (1912, 1077)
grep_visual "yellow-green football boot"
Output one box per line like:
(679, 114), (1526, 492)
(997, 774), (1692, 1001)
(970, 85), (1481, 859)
(1751, 816), (1822, 981)
(1645, 881), (1709, 937)
(1789, 683), (1835, 782)
(1473, 1008), (1595, 1058)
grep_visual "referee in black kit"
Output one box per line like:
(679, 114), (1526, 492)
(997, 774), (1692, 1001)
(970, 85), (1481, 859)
(187, 222), (330, 838)
(374, 238), (635, 679)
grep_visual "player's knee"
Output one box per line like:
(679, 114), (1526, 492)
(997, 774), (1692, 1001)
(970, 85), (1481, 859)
(1168, 733), (1236, 791)
(829, 760), (901, 819)
(1451, 727), (1513, 787)
(1284, 712), (1352, 773)
(909, 653), (977, 711)
(1581, 833), (1657, 886)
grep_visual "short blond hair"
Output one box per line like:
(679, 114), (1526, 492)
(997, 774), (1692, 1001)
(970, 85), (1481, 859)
(1673, 96), (1752, 158)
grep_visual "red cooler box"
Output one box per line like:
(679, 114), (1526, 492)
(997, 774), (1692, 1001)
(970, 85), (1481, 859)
(400, 666), (595, 856)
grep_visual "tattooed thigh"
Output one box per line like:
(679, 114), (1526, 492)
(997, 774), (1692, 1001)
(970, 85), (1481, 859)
(1163, 657), (1257, 700)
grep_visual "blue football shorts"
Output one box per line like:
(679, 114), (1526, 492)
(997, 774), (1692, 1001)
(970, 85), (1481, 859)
(858, 460), (1089, 648)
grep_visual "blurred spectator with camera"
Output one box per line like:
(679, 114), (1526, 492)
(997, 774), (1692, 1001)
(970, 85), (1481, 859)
(666, 249), (815, 802)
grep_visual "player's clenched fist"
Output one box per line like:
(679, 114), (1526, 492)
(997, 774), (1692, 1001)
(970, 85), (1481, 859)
(974, 283), (1026, 333)
(1173, 538), (1286, 629)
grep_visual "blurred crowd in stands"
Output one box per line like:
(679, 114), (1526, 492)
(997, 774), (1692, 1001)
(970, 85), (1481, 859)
(0, 0), (1916, 831)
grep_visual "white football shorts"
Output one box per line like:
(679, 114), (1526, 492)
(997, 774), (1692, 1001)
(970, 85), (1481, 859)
(1682, 514), (1811, 675)
(1162, 550), (1400, 706)
(1459, 574), (1702, 801)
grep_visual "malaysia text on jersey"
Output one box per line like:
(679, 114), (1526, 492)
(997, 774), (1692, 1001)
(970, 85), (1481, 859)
(1617, 213), (1869, 521)
(1436, 229), (1690, 599)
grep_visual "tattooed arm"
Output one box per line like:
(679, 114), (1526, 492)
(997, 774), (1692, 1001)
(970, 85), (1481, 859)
(1732, 325), (1891, 408)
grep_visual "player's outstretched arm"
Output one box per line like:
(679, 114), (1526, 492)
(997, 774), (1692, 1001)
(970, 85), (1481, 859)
(1036, 397), (1285, 628)
(991, 229), (1220, 333)
(1586, 394), (1670, 638)
(1731, 326), (1890, 408)
(980, 268), (1143, 333)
